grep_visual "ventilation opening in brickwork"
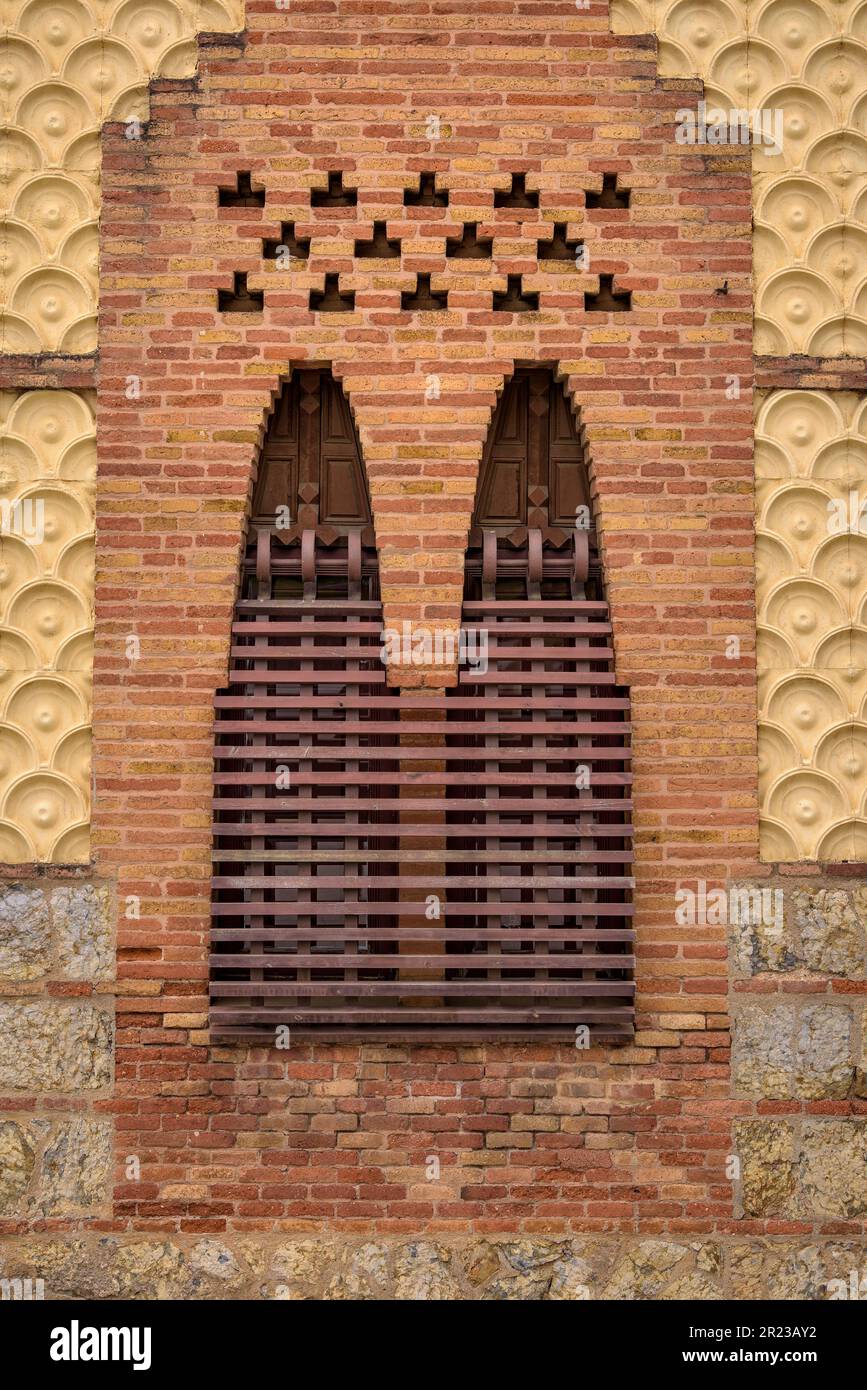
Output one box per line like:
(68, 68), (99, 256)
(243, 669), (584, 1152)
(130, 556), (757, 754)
(210, 367), (633, 1042)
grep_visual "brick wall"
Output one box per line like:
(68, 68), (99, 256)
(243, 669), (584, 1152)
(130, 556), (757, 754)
(93, 0), (758, 1233)
(1, 0), (865, 1293)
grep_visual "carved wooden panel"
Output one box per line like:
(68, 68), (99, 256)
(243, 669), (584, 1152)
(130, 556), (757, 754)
(474, 368), (591, 536)
(253, 371), (371, 532)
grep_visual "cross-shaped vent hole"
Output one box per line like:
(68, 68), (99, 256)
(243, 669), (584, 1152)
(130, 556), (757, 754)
(263, 224), (310, 261)
(217, 171), (265, 208)
(493, 275), (538, 311)
(538, 222), (583, 262)
(401, 274), (447, 310)
(310, 274), (355, 311)
(354, 222), (401, 258)
(446, 222), (493, 259)
(585, 173), (630, 209)
(218, 272), (264, 312)
(584, 274), (631, 312)
(311, 172), (358, 207)
(494, 173), (539, 208)
(404, 173), (448, 207)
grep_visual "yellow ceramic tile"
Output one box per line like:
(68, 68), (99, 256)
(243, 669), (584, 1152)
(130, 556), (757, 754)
(0, 390), (94, 861)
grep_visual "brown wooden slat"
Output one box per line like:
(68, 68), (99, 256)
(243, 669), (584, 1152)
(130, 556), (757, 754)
(211, 370), (633, 1042)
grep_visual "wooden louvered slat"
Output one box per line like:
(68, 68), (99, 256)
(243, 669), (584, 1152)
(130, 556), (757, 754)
(210, 367), (634, 1043)
(210, 542), (633, 1042)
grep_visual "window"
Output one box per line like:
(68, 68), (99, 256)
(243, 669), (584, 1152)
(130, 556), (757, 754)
(210, 368), (634, 1041)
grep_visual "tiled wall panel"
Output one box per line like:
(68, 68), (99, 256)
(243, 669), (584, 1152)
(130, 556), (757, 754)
(613, 0), (867, 859)
(0, 0), (242, 862)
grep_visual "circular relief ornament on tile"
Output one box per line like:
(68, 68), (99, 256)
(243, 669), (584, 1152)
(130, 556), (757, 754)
(766, 671), (847, 753)
(806, 133), (867, 202)
(662, 0), (742, 68)
(0, 36), (50, 107)
(814, 722), (867, 807)
(761, 483), (835, 565)
(62, 37), (141, 115)
(13, 175), (93, 251)
(767, 767), (847, 849)
(15, 82), (93, 163)
(18, 4), (91, 66)
(758, 268), (838, 349)
(757, 389), (846, 467)
(764, 85), (836, 169)
(17, 484), (91, 565)
(803, 39), (867, 119)
(111, 0), (185, 56)
(7, 389), (94, 464)
(755, 0), (835, 62)
(2, 771), (85, 859)
(757, 175), (839, 256)
(5, 580), (88, 664)
(813, 532), (867, 596)
(710, 38), (788, 106)
(3, 680), (86, 780)
(8, 266), (91, 349)
(764, 578), (846, 662)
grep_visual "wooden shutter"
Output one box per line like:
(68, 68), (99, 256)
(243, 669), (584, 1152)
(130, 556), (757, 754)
(210, 369), (634, 1042)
